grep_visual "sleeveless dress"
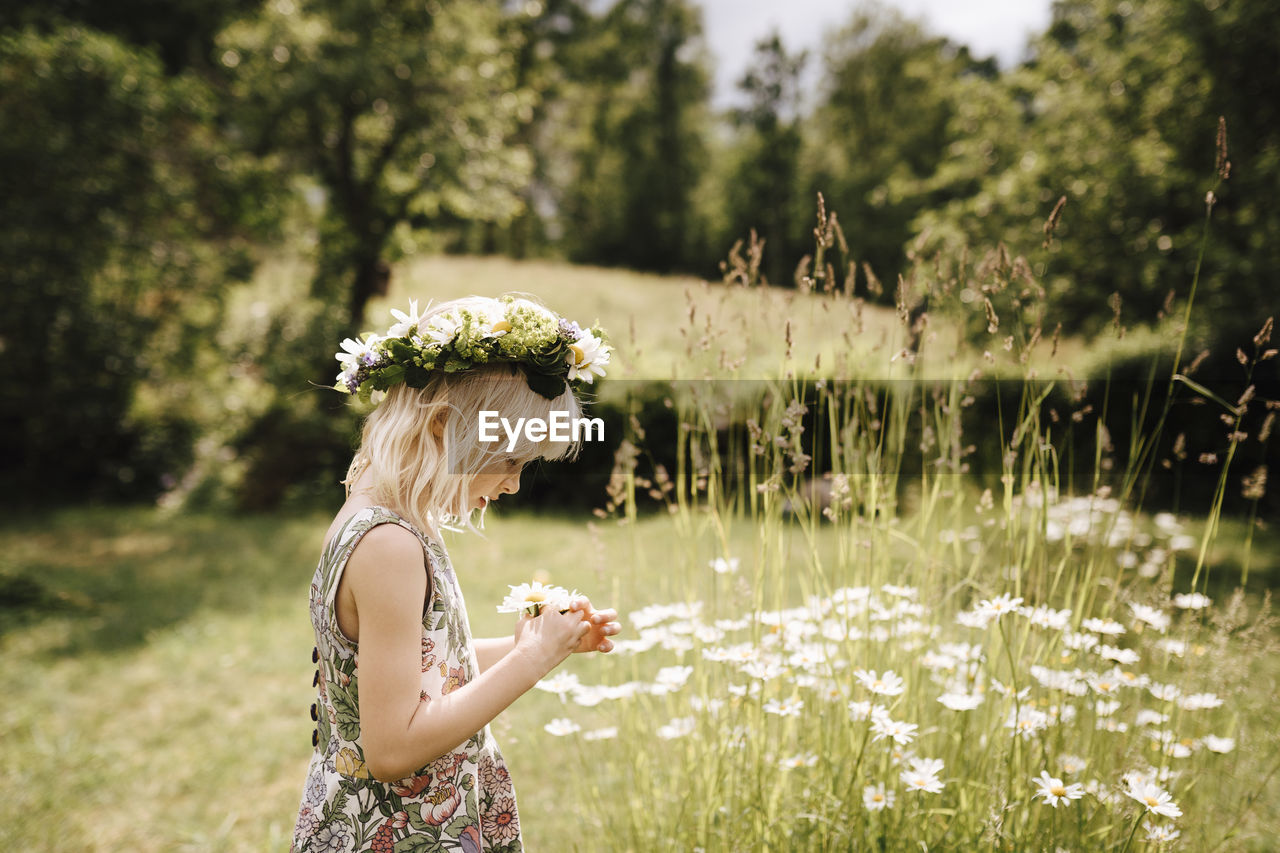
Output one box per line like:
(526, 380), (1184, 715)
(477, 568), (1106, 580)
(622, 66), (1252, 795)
(290, 506), (523, 853)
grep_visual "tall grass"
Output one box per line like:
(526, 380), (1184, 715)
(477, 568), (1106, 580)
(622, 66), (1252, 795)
(528, 176), (1278, 849)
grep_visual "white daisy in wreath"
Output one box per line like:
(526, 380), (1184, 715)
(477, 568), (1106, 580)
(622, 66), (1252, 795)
(566, 330), (611, 383)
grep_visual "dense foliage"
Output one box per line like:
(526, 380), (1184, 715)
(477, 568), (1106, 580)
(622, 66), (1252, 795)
(2, 0), (1276, 502)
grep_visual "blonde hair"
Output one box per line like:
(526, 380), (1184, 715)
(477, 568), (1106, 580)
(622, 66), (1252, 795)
(344, 294), (589, 542)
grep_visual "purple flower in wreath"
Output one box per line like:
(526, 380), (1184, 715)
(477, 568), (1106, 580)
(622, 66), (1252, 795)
(558, 318), (583, 340)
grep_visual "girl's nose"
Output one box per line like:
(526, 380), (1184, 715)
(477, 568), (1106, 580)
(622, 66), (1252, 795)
(501, 473), (521, 495)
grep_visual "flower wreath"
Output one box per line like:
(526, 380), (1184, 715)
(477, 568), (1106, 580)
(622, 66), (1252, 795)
(334, 295), (612, 403)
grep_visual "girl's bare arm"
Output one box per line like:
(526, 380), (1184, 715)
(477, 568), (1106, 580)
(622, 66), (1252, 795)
(345, 525), (589, 782)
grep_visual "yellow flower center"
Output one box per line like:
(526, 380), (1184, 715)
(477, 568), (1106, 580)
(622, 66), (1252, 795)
(1145, 796), (1160, 807)
(872, 793), (884, 802)
(525, 592), (546, 603)
(569, 343), (585, 364)
(492, 320), (512, 333)
(872, 680), (885, 690)
(1050, 785), (1066, 797)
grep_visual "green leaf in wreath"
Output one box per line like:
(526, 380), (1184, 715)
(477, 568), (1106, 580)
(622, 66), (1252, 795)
(403, 362), (431, 388)
(520, 366), (566, 401)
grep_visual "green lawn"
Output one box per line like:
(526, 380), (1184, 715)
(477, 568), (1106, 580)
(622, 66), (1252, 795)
(0, 505), (711, 852)
(2, 503), (1276, 851)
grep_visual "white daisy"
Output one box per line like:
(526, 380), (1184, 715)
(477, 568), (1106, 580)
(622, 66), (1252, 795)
(1177, 692), (1223, 710)
(1200, 735), (1235, 753)
(870, 715), (918, 745)
(1082, 617), (1126, 636)
(1098, 644), (1140, 665)
(582, 727), (618, 741)
(975, 593), (1024, 621)
(335, 333), (384, 370)
(497, 581), (573, 616)
(543, 718), (580, 736)
(1031, 770), (1085, 807)
(779, 753), (818, 770)
(900, 757), (944, 793)
(654, 665), (694, 692)
(709, 556), (740, 574)
(424, 310), (464, 346)
(656, 717), (696, 739)
(1059, 754), (1088, 774)
(862, 783), (895, 811)
(1124, 779), (1183, 819)
(1129, 603), (1171, 632)
(854, 668), (906, 696)
(937, 692), (983, 711)
(763, 697), (805, 717)
(386, 299), (425, 338)
(1172, 592), (1211, 610)
(534, 671), (582, 696)
(1144, 824), (1181, 843)
(566, 329), (610, 383)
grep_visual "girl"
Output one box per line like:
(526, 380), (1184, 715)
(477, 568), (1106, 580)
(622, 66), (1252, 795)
(291, 294), (621, 853)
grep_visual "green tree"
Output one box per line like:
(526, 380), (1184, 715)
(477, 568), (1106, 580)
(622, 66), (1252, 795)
(804, 5), (990, 297)
(217, 0), (534, 354)
(715, 31), (808, 287)
(909, 0), (1280, 338)
(0, 26), (267, 499)
(556, 0), (712, 273)
(0, 0), (259, 74)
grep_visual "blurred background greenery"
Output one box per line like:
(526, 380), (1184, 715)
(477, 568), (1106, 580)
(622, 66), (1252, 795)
(2, 0), (1276, 511)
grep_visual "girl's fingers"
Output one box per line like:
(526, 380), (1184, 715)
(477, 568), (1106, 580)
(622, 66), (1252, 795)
(597, 639), (614, 653)
(590, 608), (618, 625)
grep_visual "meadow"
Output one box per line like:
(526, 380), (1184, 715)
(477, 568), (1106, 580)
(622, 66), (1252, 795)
(4, 250), (1277, 851)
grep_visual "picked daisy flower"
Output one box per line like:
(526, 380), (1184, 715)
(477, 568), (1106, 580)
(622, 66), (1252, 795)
(1124, 778), (1183, 819)
(1031, 770), (1085, 807)
(498, 581), (575, 617)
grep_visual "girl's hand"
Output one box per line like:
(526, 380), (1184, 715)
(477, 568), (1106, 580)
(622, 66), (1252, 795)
(567, 597), (621, 654)
(514, 606), (592, 677)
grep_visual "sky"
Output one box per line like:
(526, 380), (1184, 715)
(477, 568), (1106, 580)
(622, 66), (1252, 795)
(698, 0), (1055, 109)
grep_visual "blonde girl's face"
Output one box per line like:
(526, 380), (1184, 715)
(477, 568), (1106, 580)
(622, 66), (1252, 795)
(467, 454), (526, 511)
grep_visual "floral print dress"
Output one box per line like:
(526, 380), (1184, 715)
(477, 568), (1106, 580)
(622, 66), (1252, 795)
(291, 506), (523, 853)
